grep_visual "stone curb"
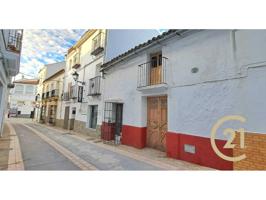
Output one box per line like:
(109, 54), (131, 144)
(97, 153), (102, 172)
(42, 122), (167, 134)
(6, 122), (24, 170)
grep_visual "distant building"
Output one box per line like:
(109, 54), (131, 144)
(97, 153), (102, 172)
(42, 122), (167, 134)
(34, 61), (65, 123)
(0, 29), (23, 136)
(9, 78), (38, 118)
(40, 69), (64, 125)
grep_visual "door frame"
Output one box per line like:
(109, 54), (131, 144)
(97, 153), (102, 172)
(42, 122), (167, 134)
(146, 95), (168, 151)
(63, 106), (69, 129)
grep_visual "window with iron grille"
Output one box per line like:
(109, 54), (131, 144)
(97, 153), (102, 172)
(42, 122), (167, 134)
(103, 102), (116, 123)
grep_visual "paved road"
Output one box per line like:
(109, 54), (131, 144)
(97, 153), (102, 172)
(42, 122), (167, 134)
(13, 122), (161, 170)
(13, 123), (79, 170)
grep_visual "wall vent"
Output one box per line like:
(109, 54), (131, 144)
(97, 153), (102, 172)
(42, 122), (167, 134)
(184, 144), (196, 154)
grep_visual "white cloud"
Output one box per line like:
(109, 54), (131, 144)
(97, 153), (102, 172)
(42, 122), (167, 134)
(18, 29), (86, 79)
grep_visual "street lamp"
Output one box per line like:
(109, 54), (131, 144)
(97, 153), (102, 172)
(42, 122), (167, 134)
(72, 71), (85, 85)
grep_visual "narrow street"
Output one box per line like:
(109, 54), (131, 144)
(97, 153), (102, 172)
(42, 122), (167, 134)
(12, 123), (79, 170)
(8, 120), (159, 170)
(6, 119), (210, 170)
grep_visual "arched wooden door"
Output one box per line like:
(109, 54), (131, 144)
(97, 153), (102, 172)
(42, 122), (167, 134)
(147, 96), (167, 151)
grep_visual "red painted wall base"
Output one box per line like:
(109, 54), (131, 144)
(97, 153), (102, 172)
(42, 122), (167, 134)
(166, 132), (233, 170)
(122, 125), (146, 149)
(101, 122), (115, 141)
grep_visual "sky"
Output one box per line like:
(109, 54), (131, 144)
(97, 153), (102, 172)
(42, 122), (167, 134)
(18, 29), (166, 80)
(18, 29), (86, 79)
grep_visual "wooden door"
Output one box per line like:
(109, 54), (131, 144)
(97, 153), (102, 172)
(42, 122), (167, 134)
(64, 106), (69, 129)
(150, 53), (162, 85)
(147, 96), (167, 151)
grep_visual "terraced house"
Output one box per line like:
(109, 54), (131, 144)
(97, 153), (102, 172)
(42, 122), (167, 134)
(34, 61), (65, 123)
(60, 29), (106, 136)
(100, 30), (266, 170)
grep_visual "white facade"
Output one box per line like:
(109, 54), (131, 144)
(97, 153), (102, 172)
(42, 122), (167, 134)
(9, 80), (38, 117)
(60, 30), (105, 132)
(0, 29), (22, 135)
(34, 61), (65, 122)
(102, 30), (266, 140)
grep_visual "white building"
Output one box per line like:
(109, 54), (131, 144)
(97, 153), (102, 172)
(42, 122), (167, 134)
(9, 78), (38, 117)
(100, 30), (266, 170)
(34, 61), (65, 123)
(0, 29), (23, 136)
(59, 30), (106, 136)
(59, 29), (163, 137)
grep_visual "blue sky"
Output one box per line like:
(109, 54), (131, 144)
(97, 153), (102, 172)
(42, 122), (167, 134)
(18, 29), (166, 79)
(18, 29), (86, 79)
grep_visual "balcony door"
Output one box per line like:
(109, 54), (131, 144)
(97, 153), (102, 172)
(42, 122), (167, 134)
(150, 52), (162, 85)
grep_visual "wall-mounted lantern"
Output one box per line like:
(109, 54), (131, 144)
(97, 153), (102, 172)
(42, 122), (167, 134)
(72, 71), (85, 85)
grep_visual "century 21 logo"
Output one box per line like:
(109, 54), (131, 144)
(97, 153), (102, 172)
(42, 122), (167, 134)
(210, 115), (246, 162)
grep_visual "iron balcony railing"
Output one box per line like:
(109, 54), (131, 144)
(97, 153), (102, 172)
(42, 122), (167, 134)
(72, 53), (80, 69)
(51, 89), (59, 97)
(88, 76), (101, 96)
(70, 85), (78, 99)
(62, 92), (70, 101)
(91, 32), (105, 56)
(137, 57), (168, 88)
(7, 30), (23, 53)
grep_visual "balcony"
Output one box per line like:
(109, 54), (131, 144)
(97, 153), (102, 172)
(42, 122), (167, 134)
(137, 56), (168, 92)
(70, 85), (78, 99)
(72, 53), (80, 69)
(0, 29), (23, 76)
(7, 30), (23, 53)
(88, 76), (101, 96)
(91, 32), (104, 56)
(51, 89), (59, 97)
(62, 92), (70, 101)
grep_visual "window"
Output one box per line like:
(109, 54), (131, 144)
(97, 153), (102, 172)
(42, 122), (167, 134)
(103, 102), (116, 123)
(150, 52), (162, 68)
(73, 54), (79, 65)
(89, 105), (98, 129)
(96, 63), (102, 76)
(69, 59), (72, 70)
(14, 85), (24, 94)
(25, 85), (34, 94)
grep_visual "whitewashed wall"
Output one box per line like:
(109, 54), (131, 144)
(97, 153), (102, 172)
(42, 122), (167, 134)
(60, 30), (105, 127)
(0, 61), (8, 135)
(103, 30), (266, 139)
